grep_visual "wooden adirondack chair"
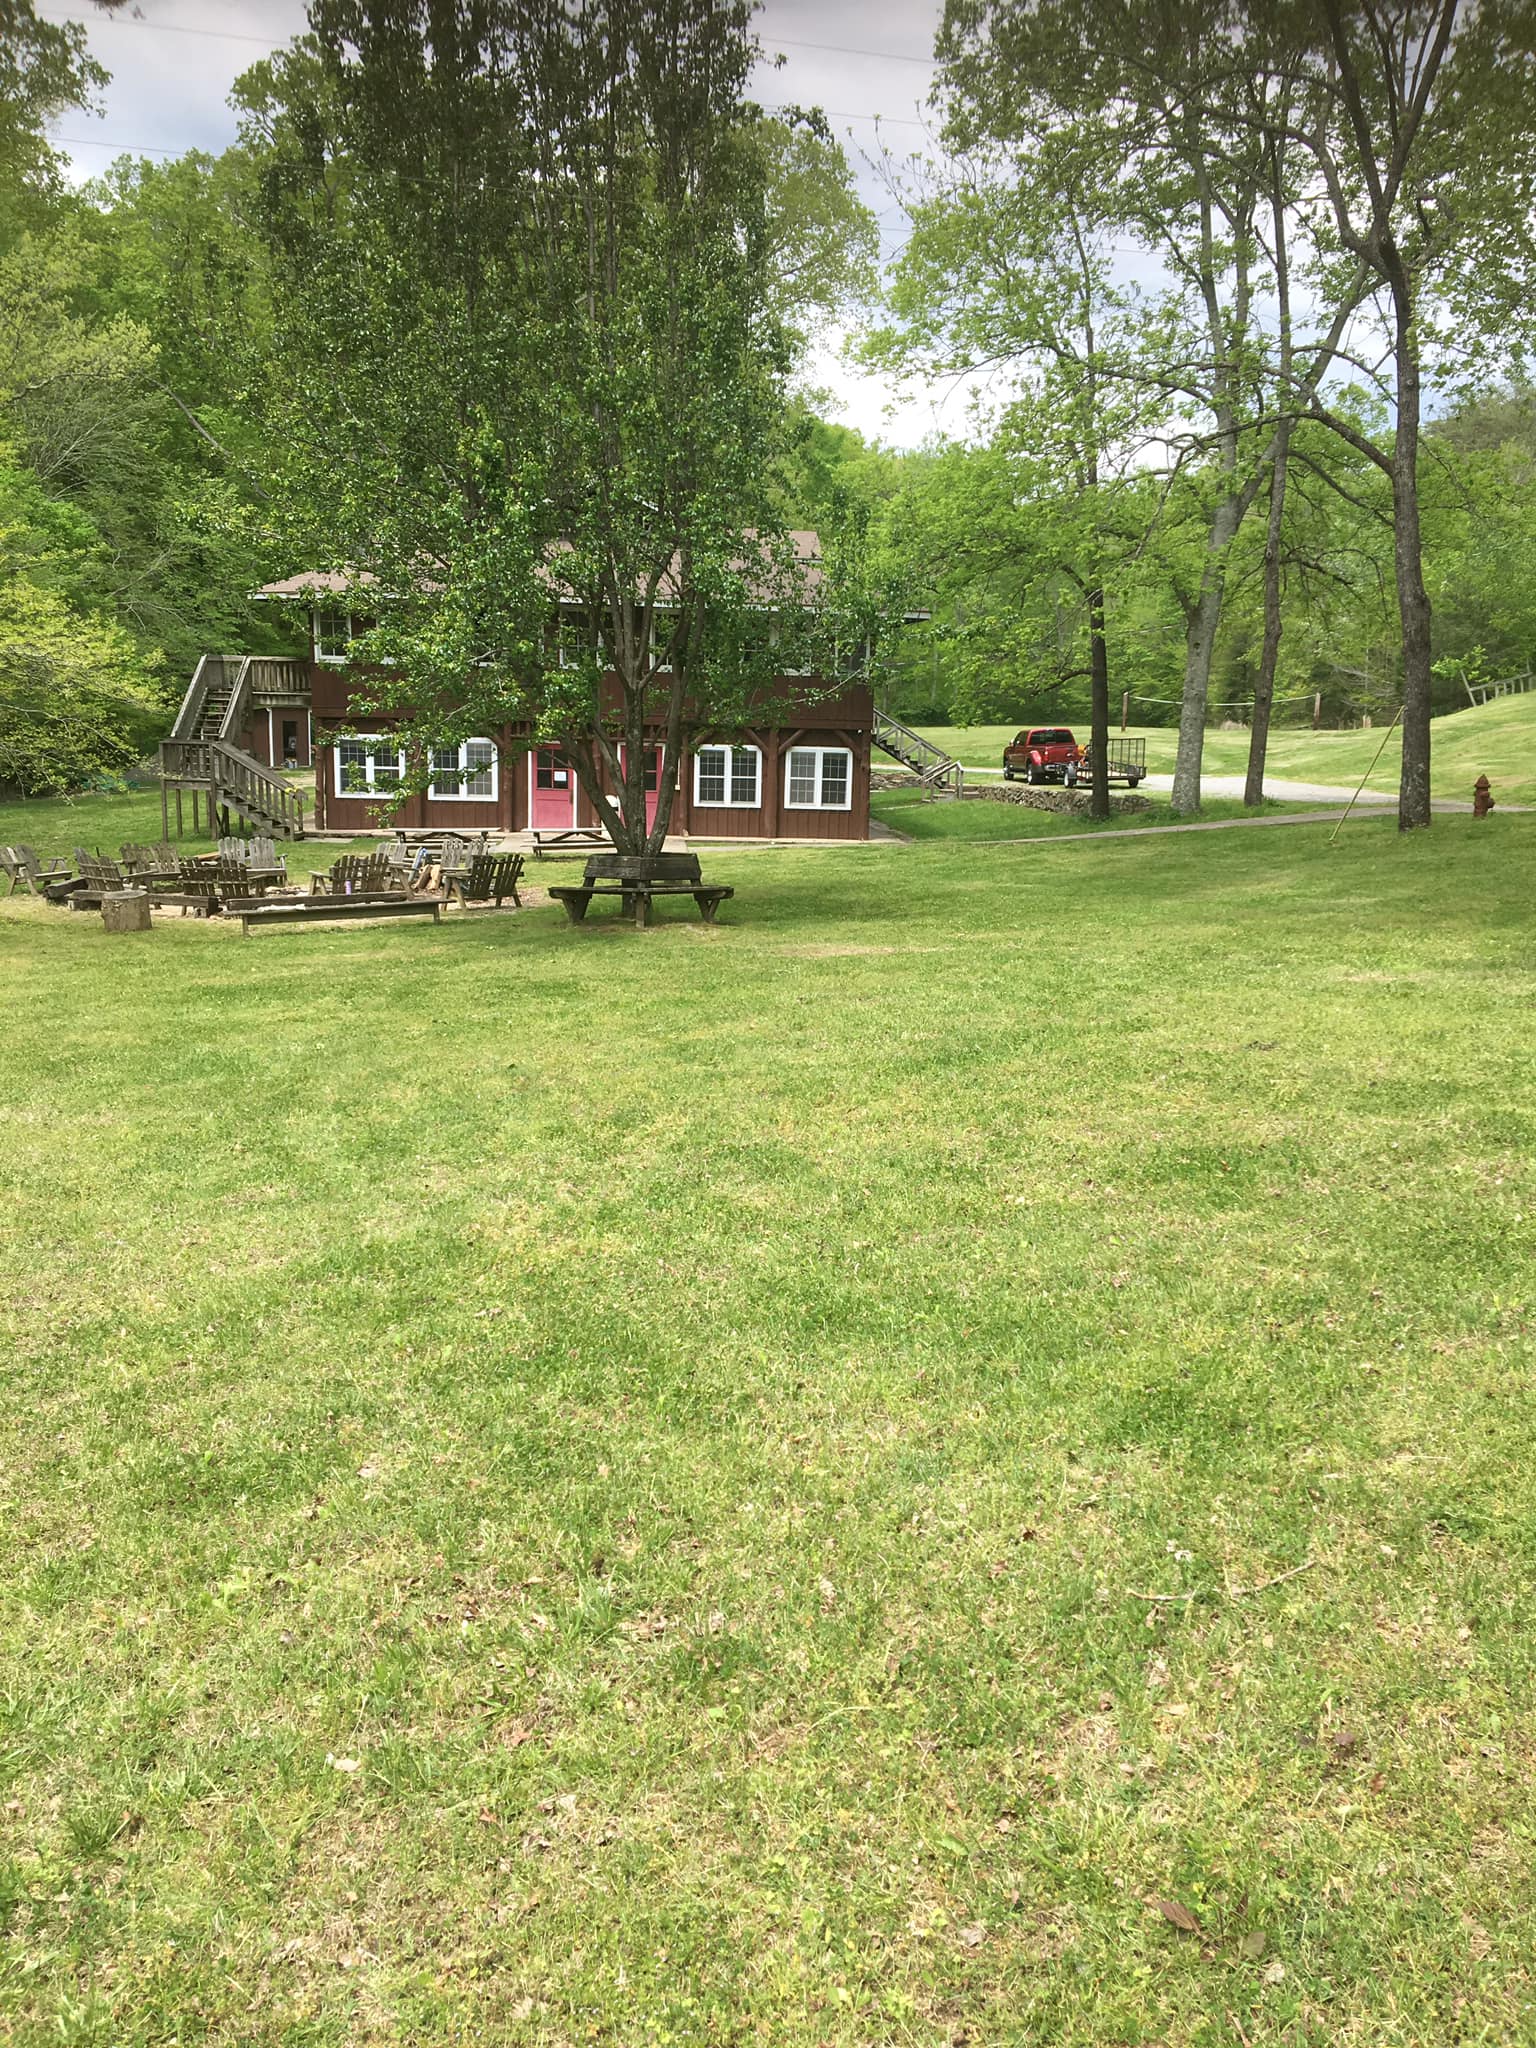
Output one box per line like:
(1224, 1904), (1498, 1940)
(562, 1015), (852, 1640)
(3, 846), (70, 895)
(446, 852), (525, 909)
(315, 852), (398, 897)
(247, 835), (286, 879)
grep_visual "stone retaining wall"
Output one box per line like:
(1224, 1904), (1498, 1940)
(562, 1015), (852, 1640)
(969, 785), (1152, 816)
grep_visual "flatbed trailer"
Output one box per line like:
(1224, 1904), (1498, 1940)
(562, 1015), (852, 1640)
(1070, 737), (1146, 788)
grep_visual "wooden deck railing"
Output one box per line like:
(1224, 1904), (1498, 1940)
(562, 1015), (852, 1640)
(159, 737), (307, 840)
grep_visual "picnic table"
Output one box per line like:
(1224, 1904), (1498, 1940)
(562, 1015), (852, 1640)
(547, 853), (732, 929)
(530, 827), (608, 860)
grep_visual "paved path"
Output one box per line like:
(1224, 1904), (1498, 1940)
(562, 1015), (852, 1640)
(953, 766), (1517, 813)
(950, 808), (1397, 849)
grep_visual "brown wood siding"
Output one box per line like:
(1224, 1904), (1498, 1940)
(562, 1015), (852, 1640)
(775, 729), (867, 840)
(240, 704), (312, 770)
(310, 696), (871, 839)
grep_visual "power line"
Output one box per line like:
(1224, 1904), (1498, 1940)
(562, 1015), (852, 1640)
(766, 36), (935, 66)
(37, 10), (286, 48)
(52, 134), (182, 155)
(42, 10), (941, 69)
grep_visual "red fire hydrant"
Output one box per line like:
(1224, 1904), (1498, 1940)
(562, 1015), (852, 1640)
(1473, 775), (1494, 819)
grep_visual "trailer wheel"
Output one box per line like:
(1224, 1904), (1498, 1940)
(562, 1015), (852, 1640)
(1064, 765), (1078, 788)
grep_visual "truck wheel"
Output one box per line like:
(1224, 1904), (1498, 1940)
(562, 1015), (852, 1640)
(1026, 764), (1038, 785)
(1003, 765), (1014, 781)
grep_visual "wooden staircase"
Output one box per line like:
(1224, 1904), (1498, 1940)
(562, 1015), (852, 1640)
(872, 709), (965, 797)
(160, 654), (309, 840)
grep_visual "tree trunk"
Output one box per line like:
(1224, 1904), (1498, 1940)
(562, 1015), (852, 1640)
(1170, 484), (1246, 813)
(1244, 417), (1291, 807)
(1087, 581), (1110, 819)
(1392, 296), (1432, 831)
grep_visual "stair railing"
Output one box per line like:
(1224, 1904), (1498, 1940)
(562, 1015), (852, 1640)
(159, 736), (306, 839)
(216, 656), (255, 747)
(169, 654), (214, 743)
(873, 708), (965, 798)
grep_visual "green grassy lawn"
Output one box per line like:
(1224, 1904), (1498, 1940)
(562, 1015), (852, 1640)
(0, 787), (365, 888)
(913, 688), (1536, 802)
(873, 791), (1304, 841)
(2, 804), (1534, 2045)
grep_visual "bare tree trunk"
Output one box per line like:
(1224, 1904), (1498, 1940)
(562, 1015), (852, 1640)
(1392, 292), (1432, 831)
(1245, 127), (1293, 809)
(1244, 416), (1290, 807)
(1169, 165), (1257, 817)
(1087, 580), (1110, 819)
(1170, 486), (1246, 813)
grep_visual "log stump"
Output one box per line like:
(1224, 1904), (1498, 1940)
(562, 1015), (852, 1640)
(101, 890), (152, 934)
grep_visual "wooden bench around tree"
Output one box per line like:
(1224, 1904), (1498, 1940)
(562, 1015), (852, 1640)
(547, 852), (732, 929)
(225, 894), (443, 937)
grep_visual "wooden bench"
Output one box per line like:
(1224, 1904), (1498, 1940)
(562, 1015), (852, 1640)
(547, 853), (733, 929)
(226, 895), (443, 937)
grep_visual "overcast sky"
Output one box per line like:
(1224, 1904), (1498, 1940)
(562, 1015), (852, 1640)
(41, 0), (968, 446)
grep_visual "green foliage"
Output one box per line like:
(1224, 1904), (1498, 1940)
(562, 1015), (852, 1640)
(0, 571), (165, 794)
(0, 0), (107, 239)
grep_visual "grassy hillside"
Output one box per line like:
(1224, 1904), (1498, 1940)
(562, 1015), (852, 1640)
(3, 814), (1534, 2043)
(911, 688), (1536, 801)
(871, 791), (1303, 840)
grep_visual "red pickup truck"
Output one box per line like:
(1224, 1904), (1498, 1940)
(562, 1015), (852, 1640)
(1002, 726), (1084, 785)
(1001, 728), (1147, 788)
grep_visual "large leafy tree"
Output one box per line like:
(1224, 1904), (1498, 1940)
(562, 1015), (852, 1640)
(0, 0), (112, 239)
(1267, 0), (1536, 828)
(235, 0), (873, 853)
(0, 553), (164, 795)
(928, 0), (1294, 812)
(872, 115), (1168, 815)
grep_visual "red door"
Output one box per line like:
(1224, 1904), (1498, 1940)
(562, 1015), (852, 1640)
(530, 747), (576, 829)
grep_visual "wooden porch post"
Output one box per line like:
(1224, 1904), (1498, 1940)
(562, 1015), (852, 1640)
(764, 730), (781, 839)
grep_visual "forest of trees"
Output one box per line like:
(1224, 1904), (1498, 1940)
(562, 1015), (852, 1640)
(2, 0), (1534, 824)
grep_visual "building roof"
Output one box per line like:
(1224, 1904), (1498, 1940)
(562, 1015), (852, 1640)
(255, 533), (824, 605)
(254, 570), (379, 598)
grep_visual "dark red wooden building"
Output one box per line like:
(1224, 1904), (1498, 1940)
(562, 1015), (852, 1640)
(255, 537), (874, 841)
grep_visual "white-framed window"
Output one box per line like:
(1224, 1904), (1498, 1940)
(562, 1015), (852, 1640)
(693, 743), (761, 809)
(553, 610), (599, 669)
(429, 738), (498, 801)
(785, 745), (853, 811)
(314, 609), (354, 664)
(335, 734), (404, 796)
